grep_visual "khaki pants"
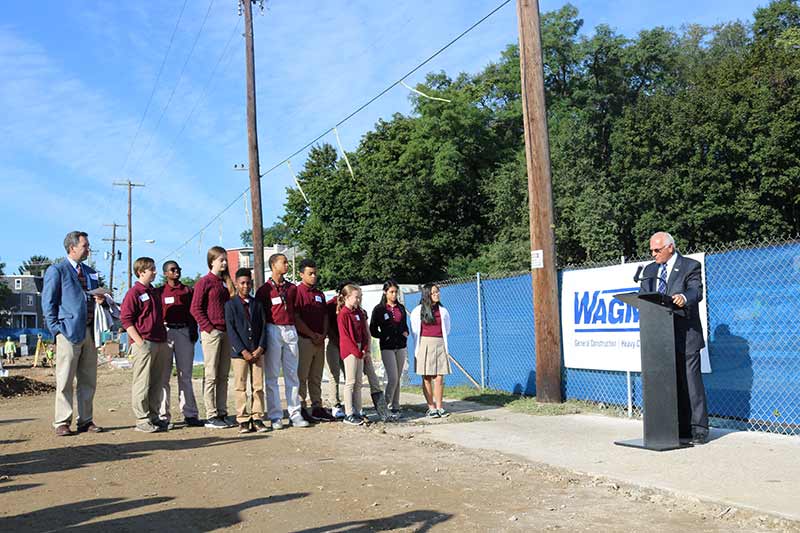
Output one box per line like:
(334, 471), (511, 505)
(201, 329), (231, 419)
(297, 336), (325, 407)
(342, 354), (364, 417)
(325, 341), (344, 406)
(381, 348), (407, 410)
(54, 327), (97, 427)
(159, 327), (199, 421)
(131, 340), (171, 422)
(231, 357), (265, 423)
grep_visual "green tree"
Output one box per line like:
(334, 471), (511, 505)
(277, 0), (800, 280)
(18, 255), (53, 276)
(240, 221), (295, 247)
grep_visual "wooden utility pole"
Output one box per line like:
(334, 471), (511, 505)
(242, 0), (265, 287)
(113, 180), (145, 290)
(517, 0), (563, 403)
(102, 222), (126, 293)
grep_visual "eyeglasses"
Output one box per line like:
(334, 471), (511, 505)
(169, 267), (181, 272)
(650, 245), (671, 254)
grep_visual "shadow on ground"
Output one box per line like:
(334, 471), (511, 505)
(0, 436), (243, 477)
(0, 493), (309, 532)
(295, 509), (453, 532)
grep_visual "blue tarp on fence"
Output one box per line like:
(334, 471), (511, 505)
(401, 242), (800, 434)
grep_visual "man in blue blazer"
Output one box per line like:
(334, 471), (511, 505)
(640, 231), (708, 444)
(42, 231), (104, 436)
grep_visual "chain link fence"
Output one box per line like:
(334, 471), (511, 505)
(402, 236), (800, 436)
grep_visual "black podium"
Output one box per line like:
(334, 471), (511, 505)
(612, 292), (688, 451)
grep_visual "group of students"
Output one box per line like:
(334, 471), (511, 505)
(119, 245), (453, 433)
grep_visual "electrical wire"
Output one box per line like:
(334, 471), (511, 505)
(129, 0), (217, 176)
(120, 0), (189, 174)
(160, 0), (513, 261)
(149, 16), (242, 184)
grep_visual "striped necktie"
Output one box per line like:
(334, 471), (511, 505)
(658, 264), (667, 294)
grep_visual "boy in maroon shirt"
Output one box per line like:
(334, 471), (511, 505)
(120, 257), (171, 433)
(255, 253), (309, 429)
(293, 259), (334, 422)
(157, 260), (203, 428)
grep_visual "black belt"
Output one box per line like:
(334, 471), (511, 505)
(165, 323), (188, 329)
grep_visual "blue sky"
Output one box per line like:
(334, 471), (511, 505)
(0, 0), (766, 290)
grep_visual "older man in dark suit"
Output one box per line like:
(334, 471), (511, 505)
(640, 231), (709, 445)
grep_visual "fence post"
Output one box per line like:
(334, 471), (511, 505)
(621, 255), (633, 417)
(477, 272), (485, 391)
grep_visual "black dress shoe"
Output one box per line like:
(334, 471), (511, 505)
(691, 432), (708, 445)
(77, 422), (103, 433)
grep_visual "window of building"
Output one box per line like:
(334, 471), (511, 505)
(26, 295), (34, 306)
(14, 278), (22, 290)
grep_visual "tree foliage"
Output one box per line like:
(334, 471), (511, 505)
(240, 221), (295, 247)
(279, 1), (800, 286)
(18, 255), (53, 276)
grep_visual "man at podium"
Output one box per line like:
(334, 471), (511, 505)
(640, 231), (709, 445)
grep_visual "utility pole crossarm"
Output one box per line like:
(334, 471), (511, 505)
(103, 222), (126, 293)
(113, 180), (145, 290)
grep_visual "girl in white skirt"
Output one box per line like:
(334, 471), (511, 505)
(410, 283), (451, 418)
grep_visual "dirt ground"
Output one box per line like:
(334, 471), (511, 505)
(1, 363), (797, 532)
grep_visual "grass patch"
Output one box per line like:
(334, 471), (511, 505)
(192, 365), (204, 379)
(401, 385), (631, 417)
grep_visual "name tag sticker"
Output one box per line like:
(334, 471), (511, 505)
(271, 296), (282, 306)
(384, 313), (390, 320)
(139, 293), (150, 302)
(315, 295), (322, 303)
(164, 296), (175, 304)
(89, 273), (99, 280)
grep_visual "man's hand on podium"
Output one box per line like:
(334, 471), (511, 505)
(672, 294), (686, 307)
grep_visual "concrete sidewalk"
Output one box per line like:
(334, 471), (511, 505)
(392, 392), (800, 522)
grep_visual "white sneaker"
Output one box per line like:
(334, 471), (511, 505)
(332, 405), (345, 420)
(289, 414), (310, 428)
(271, 418), (285, 430)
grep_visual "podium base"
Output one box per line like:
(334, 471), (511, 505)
(614, 438), (689, 452)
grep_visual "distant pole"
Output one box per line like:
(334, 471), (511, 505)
(242, 0), (265, 288)
(516, 0), (563, 403)
(113, 180), (145, 290)
(102, 222), (126, 293)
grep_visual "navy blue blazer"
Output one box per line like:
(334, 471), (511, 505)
(640, 253), (705, 354)
(224, 296), (268, 358)
(42, 260), (100, 344)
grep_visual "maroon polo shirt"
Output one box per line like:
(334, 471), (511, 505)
(120, 281), (167, 342)
(338, 305), (368, 359)
(387, 302), (403, 324)
(160, 281), (194, 325)
(255, 277), (297, 325)
(420, 305), (443, 338)
(190, 272), (230, 333)
(294, 282), (327, 337)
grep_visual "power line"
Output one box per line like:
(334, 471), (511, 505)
(160, 0), (513, 261)
(130, 0), (217, 176)
(121, 0), (189, 174)
(149, 17), (242, 184)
